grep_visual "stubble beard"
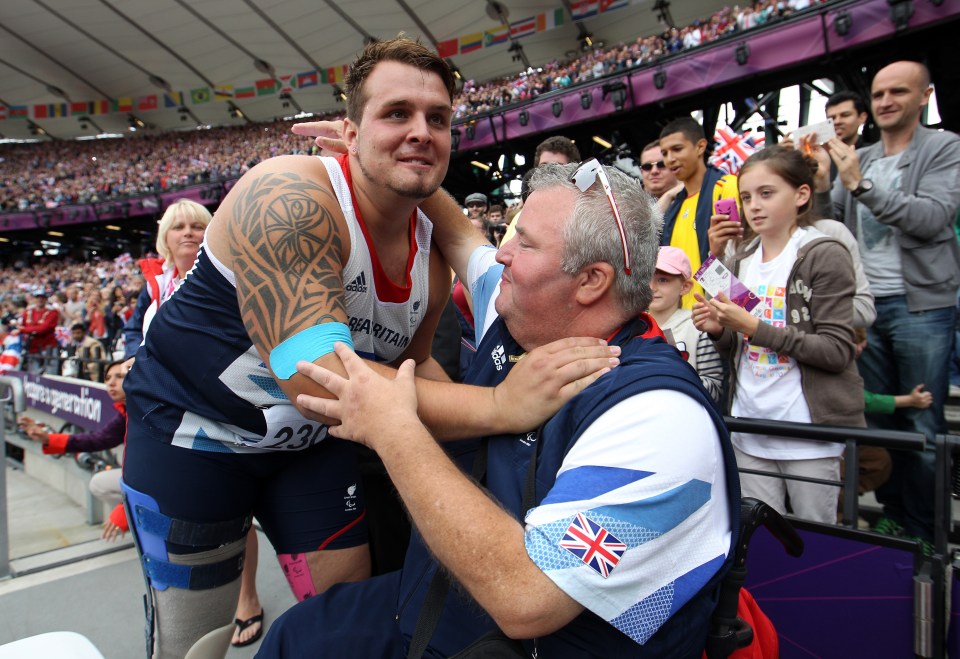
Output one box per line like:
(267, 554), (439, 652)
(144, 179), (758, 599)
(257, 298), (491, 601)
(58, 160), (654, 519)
(357, 154), (442, 201)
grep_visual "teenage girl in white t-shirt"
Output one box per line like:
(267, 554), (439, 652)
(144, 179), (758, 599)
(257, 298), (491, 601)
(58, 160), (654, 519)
(692, 146), (864, 523)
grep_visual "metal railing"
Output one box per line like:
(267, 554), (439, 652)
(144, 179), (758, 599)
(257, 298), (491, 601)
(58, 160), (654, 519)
(725, 416), (927, 529)
(725, 415), (952, 658)
(21, 347), (114, 383)
(0, 399), (954, 652)
(0, 375), (26, 581)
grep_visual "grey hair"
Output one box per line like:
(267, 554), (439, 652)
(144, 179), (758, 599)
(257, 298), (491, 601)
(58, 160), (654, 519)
(528, 163), (663, 315)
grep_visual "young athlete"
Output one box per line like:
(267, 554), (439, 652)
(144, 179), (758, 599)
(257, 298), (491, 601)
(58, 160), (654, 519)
(693, 145), (865, 523)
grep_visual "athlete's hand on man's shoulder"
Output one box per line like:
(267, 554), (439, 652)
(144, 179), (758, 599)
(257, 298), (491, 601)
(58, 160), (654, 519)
(291, 119), (483, 290)
(492, 337), (622, 433)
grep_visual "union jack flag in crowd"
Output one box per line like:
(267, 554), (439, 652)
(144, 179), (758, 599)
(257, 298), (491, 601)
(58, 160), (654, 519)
(709, 125), (766, 175)
(0, 332), (22, 372)
(54, 325), (71, 347)
(558, 512), (627, 578)
(114, 252), (133, 268)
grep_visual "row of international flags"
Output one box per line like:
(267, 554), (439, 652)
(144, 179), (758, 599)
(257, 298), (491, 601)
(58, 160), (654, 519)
(0, 67), (347, 121)
(438, 8), (567, 57)
(436, 0), (630, 58)
(0, 0), (632, 122)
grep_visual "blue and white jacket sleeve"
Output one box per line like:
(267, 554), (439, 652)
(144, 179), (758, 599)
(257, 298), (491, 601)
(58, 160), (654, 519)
(466, 245), (502, 344)
(523, 389), (732, 645)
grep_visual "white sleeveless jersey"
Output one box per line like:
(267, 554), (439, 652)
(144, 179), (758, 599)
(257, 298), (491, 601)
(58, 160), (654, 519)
(320, 156), (432, 362)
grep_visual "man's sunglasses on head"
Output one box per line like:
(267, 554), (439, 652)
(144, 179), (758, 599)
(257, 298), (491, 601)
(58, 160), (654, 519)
(570, 158), (632, 276)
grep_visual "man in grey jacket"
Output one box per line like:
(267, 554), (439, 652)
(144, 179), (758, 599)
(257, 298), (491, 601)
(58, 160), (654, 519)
(826, 60), (960, 548)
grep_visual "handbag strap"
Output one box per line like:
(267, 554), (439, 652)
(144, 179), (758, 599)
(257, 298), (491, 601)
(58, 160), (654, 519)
(522, 422), (545, 514)
(406, 425), (545, 659)
(406, 441), (489, 659)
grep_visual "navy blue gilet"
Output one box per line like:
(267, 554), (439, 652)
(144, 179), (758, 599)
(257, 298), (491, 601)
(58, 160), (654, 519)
(397, 316), (741, 659)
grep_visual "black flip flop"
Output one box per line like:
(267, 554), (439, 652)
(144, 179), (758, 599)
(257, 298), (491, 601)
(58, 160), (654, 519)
(231, 609), (264, 647)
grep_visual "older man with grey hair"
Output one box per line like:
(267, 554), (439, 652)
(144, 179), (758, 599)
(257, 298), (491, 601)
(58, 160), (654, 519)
(260, 162), (739, 658)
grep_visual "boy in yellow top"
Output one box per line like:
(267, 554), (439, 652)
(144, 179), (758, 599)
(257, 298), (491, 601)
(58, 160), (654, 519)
(659, 117), (739, 308)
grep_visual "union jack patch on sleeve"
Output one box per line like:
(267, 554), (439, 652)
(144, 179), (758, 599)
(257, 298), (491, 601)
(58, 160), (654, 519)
(558, 512), (626, 578)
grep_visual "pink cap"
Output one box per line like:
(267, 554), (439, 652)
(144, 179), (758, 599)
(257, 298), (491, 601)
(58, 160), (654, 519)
(656, 246), (692, 280)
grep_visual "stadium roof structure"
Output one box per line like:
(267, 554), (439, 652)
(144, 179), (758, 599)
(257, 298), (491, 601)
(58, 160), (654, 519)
(0, 0), (728, 141)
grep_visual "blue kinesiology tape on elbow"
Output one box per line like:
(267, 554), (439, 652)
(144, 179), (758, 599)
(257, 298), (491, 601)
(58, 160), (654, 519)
(269, 322), (354, 379)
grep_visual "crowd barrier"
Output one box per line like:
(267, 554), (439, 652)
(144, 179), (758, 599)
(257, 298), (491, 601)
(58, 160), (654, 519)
(0, 375), (26, 580)
(726, 416), (952, 658)
(0, 369), (120, 583)
(20, 347), (116, 384)
(726, 417), (927, 530)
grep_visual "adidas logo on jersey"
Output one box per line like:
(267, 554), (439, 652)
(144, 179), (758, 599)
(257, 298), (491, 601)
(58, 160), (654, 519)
(491, 344), (506, 371)
(345, 272), (368, 293)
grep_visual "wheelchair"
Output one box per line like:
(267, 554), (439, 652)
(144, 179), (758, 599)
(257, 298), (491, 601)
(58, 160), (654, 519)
(706, 497), (805, 658)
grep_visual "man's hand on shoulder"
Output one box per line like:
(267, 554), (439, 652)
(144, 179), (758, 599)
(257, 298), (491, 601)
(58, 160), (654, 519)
(656, 183), (684, 213)
(291, 120), (482, 286)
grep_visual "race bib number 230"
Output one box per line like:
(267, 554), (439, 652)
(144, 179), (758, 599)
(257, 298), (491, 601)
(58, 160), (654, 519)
(247, 405), (329, 450)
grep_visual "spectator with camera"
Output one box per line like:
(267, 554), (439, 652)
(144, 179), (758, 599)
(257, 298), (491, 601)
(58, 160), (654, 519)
(62, 321), (105, 381)
(482, 204), (506, 246)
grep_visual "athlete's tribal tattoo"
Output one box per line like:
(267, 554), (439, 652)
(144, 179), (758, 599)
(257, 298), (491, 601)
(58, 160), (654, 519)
(229, 170), (345, 351)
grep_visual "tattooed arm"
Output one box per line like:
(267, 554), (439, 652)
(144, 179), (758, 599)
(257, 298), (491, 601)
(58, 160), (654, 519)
(209, 155), (352, 422)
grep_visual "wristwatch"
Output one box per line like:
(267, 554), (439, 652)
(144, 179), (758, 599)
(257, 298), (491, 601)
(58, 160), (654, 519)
(851, 178), (874, 198)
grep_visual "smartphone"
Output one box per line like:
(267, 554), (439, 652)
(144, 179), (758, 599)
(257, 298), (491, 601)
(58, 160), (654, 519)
(715, 198), (740, 224)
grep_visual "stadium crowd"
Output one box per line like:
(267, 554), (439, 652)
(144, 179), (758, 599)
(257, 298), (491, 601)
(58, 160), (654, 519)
(0, 117), (333, 214)
(453, 0), (830, 118)
(0, 253), (145, 360)
(1, 0), (832, 214)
